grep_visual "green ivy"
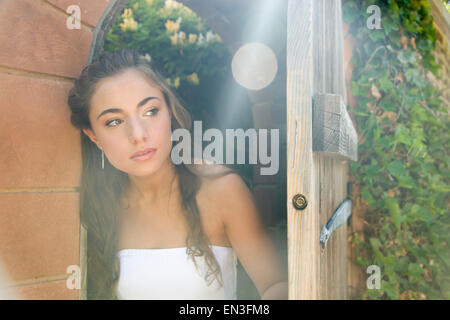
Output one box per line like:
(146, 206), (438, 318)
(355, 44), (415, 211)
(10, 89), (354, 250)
(343, 0), (449, 299)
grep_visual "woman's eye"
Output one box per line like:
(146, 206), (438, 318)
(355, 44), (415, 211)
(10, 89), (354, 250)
(105, 108), (159, 127)
(145, 108), (159, 116)
(106, 119), (122, 127)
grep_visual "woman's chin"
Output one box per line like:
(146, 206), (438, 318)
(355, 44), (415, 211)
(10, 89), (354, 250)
(126, 166), (159, 177)
(127, 159), (169, 177)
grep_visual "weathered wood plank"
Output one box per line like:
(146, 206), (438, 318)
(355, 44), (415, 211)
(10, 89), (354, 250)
(287, 0), (319, 299)
(288, 0), (355, 299)
(79, 223), (87, 300)
(312, 0), (352, 300)
(316, 154), (348, 299)
(312, 93), (358, 161)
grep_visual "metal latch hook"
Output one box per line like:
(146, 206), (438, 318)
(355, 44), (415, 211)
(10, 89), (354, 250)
(320, 183), (353, 252)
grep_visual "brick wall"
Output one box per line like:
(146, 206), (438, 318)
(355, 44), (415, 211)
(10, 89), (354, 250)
(428, 0), (450, 108)
(429, 28), (450, 107)
(0, 0), (109, 300)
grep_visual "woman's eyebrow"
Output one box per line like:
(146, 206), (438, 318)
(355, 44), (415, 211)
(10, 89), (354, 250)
(96, 96), (161, 120)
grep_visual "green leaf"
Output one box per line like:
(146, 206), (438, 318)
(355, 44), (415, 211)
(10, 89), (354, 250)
(405, 68), (427, 87)
(369, 30), (386, 42)
(366, 288), (383, 299)
(398, 175), (415, 189)
(418, 209), (432, 223)
(389, 1), (399, 13)
(352, 81), (361, 96)
(408, 263), (425, 277)
(383, 18), (395, 35)
(385, 198), (402, 231)
(362, 186), (375, 205)
(387, 160), (407, 178)
(397, 50), (416, 64)
(382, 280), (399, 299)
(369, 238), (384, 262)
(395, 125), (414, 146)
(342, 2), (360, 24)
(379, 77), (394, 91)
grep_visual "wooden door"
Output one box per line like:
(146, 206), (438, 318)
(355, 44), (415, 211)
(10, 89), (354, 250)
(286, 0), (358, 299)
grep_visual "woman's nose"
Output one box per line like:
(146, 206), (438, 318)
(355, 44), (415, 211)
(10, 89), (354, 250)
(127, 116), (149, 143)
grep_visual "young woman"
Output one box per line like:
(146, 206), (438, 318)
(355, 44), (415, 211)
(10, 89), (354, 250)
(67, 48), (287, 300)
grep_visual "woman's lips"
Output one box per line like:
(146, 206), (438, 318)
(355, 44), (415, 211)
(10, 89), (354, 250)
(130, 148), (157, 161)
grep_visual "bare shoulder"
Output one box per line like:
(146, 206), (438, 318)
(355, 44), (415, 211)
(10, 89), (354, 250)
(192, 164), (251, 246)
(190, 163), (245, 197)
(190, 163), (234, 178)
(195, 165), (255, 224)
(196, 165), (285, 297)
(195, 164), (248, 197)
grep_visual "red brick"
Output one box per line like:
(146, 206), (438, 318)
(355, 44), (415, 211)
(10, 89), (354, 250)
(5, 279), (79, 300)
(0, 0), (92, 78)
(0, 73), (82, 188)
(344, 29), (358, 109)
(46, 0), (111, 28)
(343, 21), (350, 37)
(0, 192), (80, 281)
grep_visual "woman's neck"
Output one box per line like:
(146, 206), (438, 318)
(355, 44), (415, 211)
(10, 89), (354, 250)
(126, 159), (178, 208)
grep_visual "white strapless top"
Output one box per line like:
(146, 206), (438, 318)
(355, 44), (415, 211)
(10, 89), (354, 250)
(115, 245), (238, 300)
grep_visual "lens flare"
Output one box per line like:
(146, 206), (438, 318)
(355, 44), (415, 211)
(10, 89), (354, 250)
(231, 42), (278, 91)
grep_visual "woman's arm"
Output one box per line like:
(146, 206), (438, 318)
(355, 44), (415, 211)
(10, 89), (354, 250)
(207, 172), (288, 300)
(260, 281), (288, 300)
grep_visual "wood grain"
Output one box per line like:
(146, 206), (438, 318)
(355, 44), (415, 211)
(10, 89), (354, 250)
(312, 93), (358, 161)
(287, 0), (357, 299)
(287, 0), (319, 299)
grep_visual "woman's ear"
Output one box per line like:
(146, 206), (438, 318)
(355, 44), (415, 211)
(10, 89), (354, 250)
(82, 128), (102, 150)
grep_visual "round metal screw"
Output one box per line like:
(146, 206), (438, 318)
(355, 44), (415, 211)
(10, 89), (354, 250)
(292, 194), (308, 210)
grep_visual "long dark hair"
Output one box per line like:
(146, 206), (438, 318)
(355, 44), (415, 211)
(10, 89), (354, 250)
(67, 48), (238, 299)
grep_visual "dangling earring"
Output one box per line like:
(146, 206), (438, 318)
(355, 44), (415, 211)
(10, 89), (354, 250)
(101, 149), (104, 169)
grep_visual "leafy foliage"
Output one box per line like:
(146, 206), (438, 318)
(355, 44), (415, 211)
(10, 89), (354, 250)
(441, 0), (450, 13)
(343, 0), (450, 299)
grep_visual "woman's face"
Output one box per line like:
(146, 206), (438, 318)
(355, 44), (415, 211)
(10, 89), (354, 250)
(82, 68), (173, 177)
